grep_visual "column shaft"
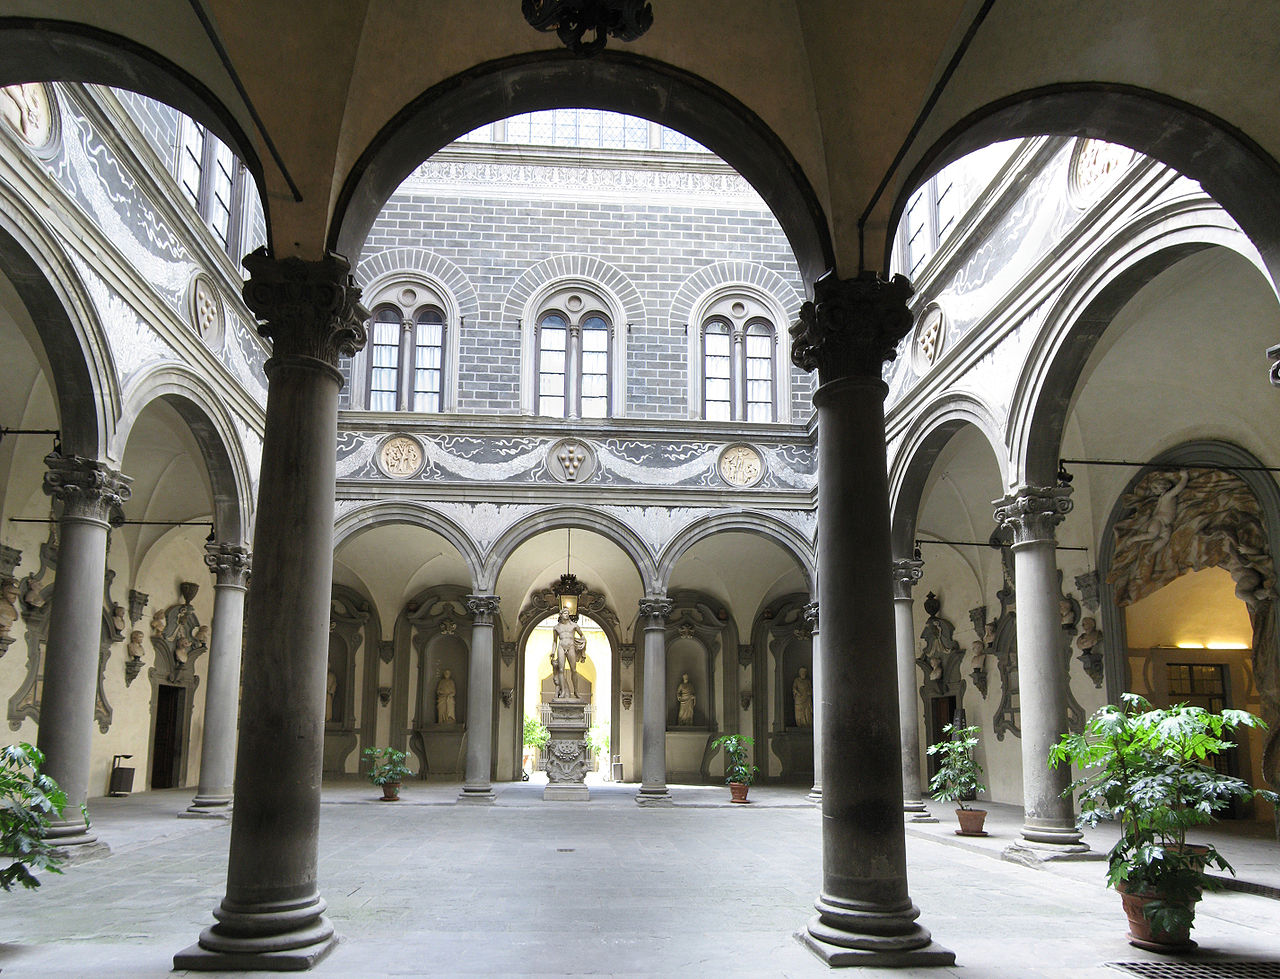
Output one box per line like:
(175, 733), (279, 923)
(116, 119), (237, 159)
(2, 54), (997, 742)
(185, 544), (250, 817)
(176, 250), (367, 971)
(792, 270), (952, 966)
(805, 601), (822, 803)
(893, 567), (934, 821)
(460, 595), (497, 802)
(636, 597), (672, 805)
(36, 455), (130, 847)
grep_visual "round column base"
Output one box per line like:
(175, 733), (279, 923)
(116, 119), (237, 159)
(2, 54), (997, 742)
(46, 817), (98, 849)
(635, 784), (672, 807)
(1020, 820), (1087, 846)
(175, 896), (336, 971)
(802, 894), (954, 966)
(904, 800), (937, 823)
(181, 795), (232, 820)
(457, 786), (496, 804)
(807, 785), (822, 805)
(1003, 840), (1100, 866)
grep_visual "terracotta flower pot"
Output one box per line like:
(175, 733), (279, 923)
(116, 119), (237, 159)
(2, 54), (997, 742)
(954, 807), (987, 836)
(381, 781), (401, 801)
(1117, 882), (1199, 951)
(729, 781), (750, 804)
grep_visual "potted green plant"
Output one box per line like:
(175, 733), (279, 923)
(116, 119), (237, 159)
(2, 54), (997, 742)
(1049, 693), (1277, 950)
(710, 734), (758, 803)
(362, 746), (412, 801)
(927, 723), (988, 835)
(1, 742), (67, 891)
(522, 714), (550, 780)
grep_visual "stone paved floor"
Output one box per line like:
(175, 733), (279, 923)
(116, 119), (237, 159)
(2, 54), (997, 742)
(1, 779), (1278, 977)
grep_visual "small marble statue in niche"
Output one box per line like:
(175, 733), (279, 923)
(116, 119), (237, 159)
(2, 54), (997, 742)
(549, 607), (587, 700)
(326, 671), (338, 722)
(127, 630), (145, 663)
(793, 666), (813, 728)
(676, 673), (696, 725)
(20, 574), (44, 610)
(1075, 617), (1105, 688)
(111, 603), (127, 638)
(436, 669), (456, 724)
(1058, 596), (1077, 629)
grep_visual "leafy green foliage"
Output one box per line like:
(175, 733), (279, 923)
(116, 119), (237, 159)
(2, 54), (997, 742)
(585, 726), (610, 756)
(1, 742), (67, 892)
(711, 734), (759, 786)
(522, 715), (550, 750)
(362, 746), (413, 787)
(926, 723), (987, 810)
(1049, 693), (1278, 936)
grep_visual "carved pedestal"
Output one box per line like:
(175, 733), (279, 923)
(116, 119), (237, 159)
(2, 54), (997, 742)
(544, 699), (590, 802)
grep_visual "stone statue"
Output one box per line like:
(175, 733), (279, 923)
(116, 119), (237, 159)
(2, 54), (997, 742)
(1075, 617), (1102, 656)
(793, 666), (813, 728)
(169, 634), (192, 682)
(969, 639), (986, 667)
(1128, 469), (1190, 552)
(1058, 597), (1077, 629)
(127, 630), (145, 662)
(0, 577), (18, 639)
(676, 673), (696, 725)
(111, 603), (127, 637)
(436, 669), (456, 724)
(20, 575), (44, 610)
(326, 670), (338, 722)
(550, 607), (587, 700)
(151, 608), (167, 637)
(194, 624), (210, 647)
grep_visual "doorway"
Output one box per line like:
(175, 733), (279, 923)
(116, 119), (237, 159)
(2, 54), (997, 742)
(151, 684), (185, 788)
(926, 695), (959, 781)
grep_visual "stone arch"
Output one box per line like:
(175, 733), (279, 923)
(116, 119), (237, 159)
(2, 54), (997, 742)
(482, 505), (657, 596)
(889, 392), (1010, 557)
(656, 510), (816, 594)
(112, 363), (253, 545)
(1095, 440), (1280, 786)
(506, 255), (641, 416)
(329, 49), (834, 283)
(889, 83), (1280, 286)
(332, 501), (485, 590)
(1007, 204), (1269, 486)
(0, 18), (267, 230)
(0, 174), (117, 457)
(672, 260), (802, 422)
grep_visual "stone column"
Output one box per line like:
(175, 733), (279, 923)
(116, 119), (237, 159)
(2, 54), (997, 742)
(804, 600), (823, 803)
(994, 485), (1089, 857)
(36, 454), (130, 847)
(176, 250), (367, 972)
(567, 322), (582, 419)
(635, 596), (673, 806)
(183, 543), (251, 818)
(892, 558), (935, 822)
(459, 595), (498, 803)
(792, 271), (953, 966)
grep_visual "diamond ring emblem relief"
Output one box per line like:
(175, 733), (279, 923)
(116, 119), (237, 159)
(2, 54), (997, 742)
(190, 274), (221, 340)
(718, 444), (764, 487)
(912, 304), (945, 373)
(547, 438), (597, 482)
(379, 436), (425, 478)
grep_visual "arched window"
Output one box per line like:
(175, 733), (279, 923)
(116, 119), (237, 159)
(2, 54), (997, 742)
(368, 306), (402, 412)
(535, 307), (612, 418)
(699, 312), (776, 422)
(361, 302), (448, 412)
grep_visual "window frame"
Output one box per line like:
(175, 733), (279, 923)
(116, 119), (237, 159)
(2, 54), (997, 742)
(175, 114), (247, 260)
(688, 287), (788, 423)
(534, 306), (613, 419)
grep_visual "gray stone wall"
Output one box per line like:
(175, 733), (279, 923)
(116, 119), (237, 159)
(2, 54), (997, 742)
(115, 90), (179, 170)
(363, 190), (812, 420)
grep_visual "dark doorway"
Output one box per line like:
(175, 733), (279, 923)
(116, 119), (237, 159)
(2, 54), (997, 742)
(926, 694), (958, 781)
(151, 684), (185, 789)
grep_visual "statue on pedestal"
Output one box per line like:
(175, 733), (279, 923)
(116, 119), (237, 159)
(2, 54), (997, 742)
(676, 673), (696, 725)
(793, 666), (813, 728)
(436, 669), (456, 724)
(550, 608), (587, 700)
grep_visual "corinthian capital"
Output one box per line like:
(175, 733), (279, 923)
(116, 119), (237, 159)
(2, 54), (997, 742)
(43, 454), (131, 523)
(891, 558), (924, 600)
(637, 596), (673, 628)
(790, 269), (914, 384)
(993, 485), (1073, 546)
(465, 594), (500, 625)
(204, 542), (251, 588)
(242, 248), (369, 367)
(803, 600), (819, 630)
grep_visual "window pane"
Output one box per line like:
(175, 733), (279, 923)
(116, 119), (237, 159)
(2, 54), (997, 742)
(705, 401), (731, 421)
(178, 120), (204, 209)
(705, 378), (731, 402)
(412, 314), (443, 411)
(539, 395), (565, 417)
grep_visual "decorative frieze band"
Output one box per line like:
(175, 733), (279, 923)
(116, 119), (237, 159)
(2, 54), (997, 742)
(204, 542), (252, 588)
(242, 249), (369, 368)
(42, 454), (131, 523)
(992, 484), (1074, 546)
(891, 558), (924, 600)
(790, 270), (915, 385)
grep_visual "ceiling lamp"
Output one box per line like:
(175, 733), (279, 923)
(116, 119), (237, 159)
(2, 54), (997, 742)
(552, 528), (588, 616)
(522, 0), (654, 56)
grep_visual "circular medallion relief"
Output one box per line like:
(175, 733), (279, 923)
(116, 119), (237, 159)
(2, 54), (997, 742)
(730, 301), (747, 319)
(188, 274), (223, 343)
(379, 436), (424, 478)
(399, 287), (418, 307)
(546, 438), (597, 483)
(719, 444), (764, 487)
(566, 294), (584, 312)
(1068, 139), (1135, 208)
(0, 83), (55, 152)
(910, 303), (945, 374)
